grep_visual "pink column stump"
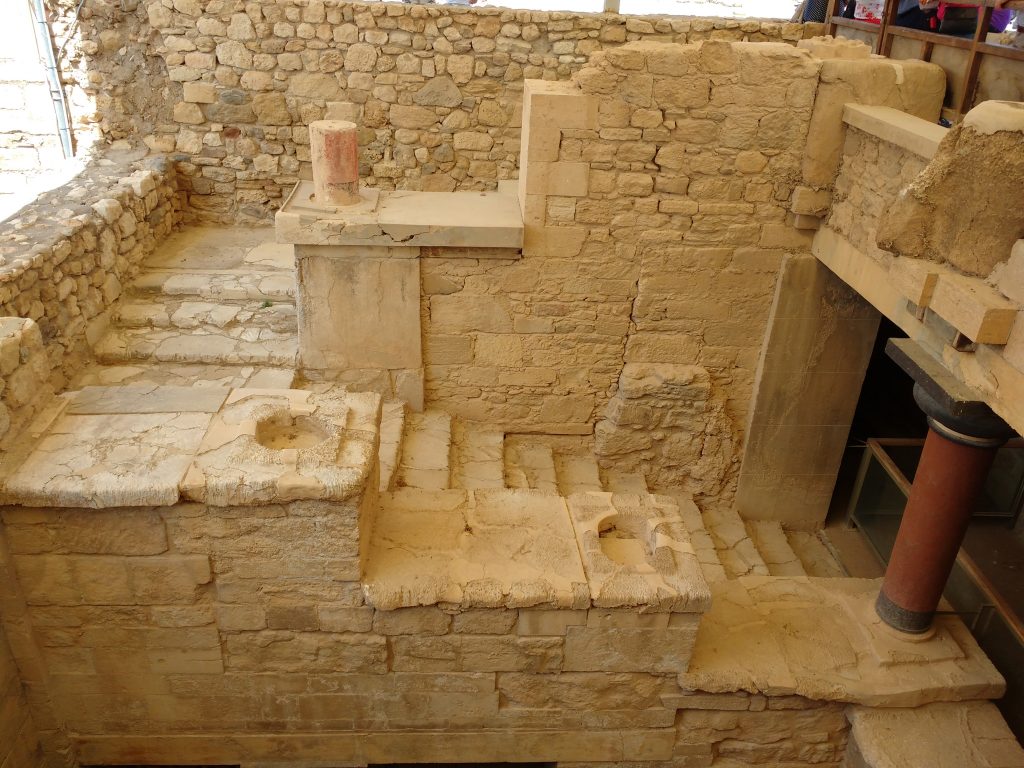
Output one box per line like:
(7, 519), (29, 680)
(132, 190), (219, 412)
(310, 120), (360, 206)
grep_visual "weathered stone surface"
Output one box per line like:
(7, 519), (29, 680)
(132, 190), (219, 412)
(877, 101), (1024, 278)
(413, 76), (463, 108)
(848, 700), (1024, 768)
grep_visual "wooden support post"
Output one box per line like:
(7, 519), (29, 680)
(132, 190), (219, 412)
(826, 0), (842, 35)
(957, 5), (994, 118)
(879, 0), (901, 56)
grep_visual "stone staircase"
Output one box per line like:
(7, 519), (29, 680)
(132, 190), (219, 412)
(380, 404), (846, 583)
(72, 224), (845, 581)
(74, 226), (297, 389)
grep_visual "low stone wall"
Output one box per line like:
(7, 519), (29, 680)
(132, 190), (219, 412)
(0, 623), (41, 768)
(61, 0), (824, 221)
(0, 494), (850, 766)
(845, 701), (1024, 767)
(0, 150), (183, 391)
(828, 126), (929, 269)
(676, 696), (849, 765)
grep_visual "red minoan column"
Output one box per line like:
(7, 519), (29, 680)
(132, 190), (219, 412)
(875, 351), (1014, 634)
(310, 120), (360, 206)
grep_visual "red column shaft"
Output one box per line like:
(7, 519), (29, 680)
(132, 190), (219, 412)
(310, 120), (360, 205)
(876, 426), (999, 632)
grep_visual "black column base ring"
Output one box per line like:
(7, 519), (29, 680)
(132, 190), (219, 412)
(875, 589), (934, 634)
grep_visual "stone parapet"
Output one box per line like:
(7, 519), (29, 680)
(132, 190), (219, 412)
(0, 148), (183, 392)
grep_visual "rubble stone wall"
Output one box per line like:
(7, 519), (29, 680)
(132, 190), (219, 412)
(424, 41), (820, 503)
(0, 152), (183, 394)
(0, 623), (42, 768)
(61, 0), (823, 221)
(0, 496), (849, 766)
(828, 127), (928, 269)
(0, 319), (55, 454)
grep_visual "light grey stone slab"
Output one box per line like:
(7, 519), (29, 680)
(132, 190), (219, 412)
(2, 412), (212, 508)
(67, 385), (230, 415)
(296, 253), (421, 372)
(276, 181), (523, 249)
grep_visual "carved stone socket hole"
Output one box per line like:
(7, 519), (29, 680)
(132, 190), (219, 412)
(597, 514), (650, 566)
(255, 413), (331, 451)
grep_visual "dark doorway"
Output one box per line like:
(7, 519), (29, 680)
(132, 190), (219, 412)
(827, 317), (1024, 741)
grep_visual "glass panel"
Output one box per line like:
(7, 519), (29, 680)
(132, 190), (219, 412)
(848, 447), (907, 561)
(872, 441), (1024, 521)
(846, 441), (1024, 743)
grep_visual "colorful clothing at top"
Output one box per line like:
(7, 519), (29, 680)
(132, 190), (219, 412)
(854, 0), (885, 22)
(937, 3), (1014, 32)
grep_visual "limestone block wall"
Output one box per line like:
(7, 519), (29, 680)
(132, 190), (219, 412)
(0, 624), (42, 768)
(52, 0), (824, 221)
(845, 700), (1024, 767)
(0, 496), (853, 766)
(0, 152), (183, 391)
(828, 127), (929, 269)
(423, 41), (821, 503)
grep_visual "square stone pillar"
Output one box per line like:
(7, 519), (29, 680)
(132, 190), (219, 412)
(296, 245), (424, 410)
(736, 256), (880, 529)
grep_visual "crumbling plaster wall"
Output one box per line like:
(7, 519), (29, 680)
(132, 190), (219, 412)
(55, 0), (824, 221)
(423, 41), (821, 505)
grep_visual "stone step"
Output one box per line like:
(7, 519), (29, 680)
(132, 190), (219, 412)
(451, 421), (505, 490)
(659, 489), (728, 584)
(505, 442), (558, 493)
(93, 326), (297, 367)
(113, 297), (297, 335)
(395, 410), (452, 491)
(701, 506), (770, 579)
(378, 400), (407, 493)
(130, 268), (295, 302)
(603, 471), (649, 494)
(72, 362), (295, 390)
(787, 531), (846, 577)
(746, 520), (807, 577)
(554, 454), (603, 495)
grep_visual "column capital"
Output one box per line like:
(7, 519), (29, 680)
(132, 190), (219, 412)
(886, 338), (1015, 447)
